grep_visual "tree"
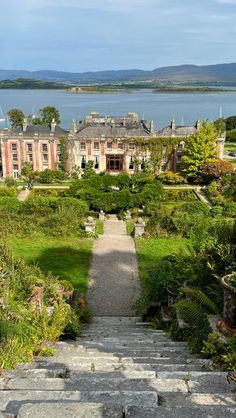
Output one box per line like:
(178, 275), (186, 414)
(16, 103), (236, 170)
(40, 106), (60, 125)
(59, 136), (68, 172)
(32, 106), (61, 126)
(181, 122), (217, 179)
(7, 108), (25, 128)
(214, 118), (226, 134)
(225, 116), (236, 131)
(21, 161), (34, 179)
(194, 159), (235, 184)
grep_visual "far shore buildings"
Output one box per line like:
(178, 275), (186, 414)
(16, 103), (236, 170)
(0, 112), (225, 178)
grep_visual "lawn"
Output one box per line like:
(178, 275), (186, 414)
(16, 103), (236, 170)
(135, 237), (191, 283)
(7, 235), (93, 293)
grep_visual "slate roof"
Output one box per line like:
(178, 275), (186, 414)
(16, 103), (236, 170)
(13, 125), (67, 137)
(157, 125), (197, 137)
(76, 122), (152, 138)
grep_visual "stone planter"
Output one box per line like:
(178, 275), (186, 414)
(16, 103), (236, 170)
(221, 274), (236, 329)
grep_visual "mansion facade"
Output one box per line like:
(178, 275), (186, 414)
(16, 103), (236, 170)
(0, 112), (225, 178)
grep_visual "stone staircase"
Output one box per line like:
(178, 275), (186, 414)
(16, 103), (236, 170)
(0, 317), (235, 417)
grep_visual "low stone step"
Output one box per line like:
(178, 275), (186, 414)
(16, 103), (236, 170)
(54, 355), (203, 365)
(0, 390), (158, 415)
(4, 367), (67, 379)
(79, 338), (187, 347)
(125, 405), (236, 418)
(1, 377), (187, 392)
(48, 361), (203, 373)
(18, 402), (123, 418)
(69, 371), (156, 379)
(0, 373), (199, 392)
(154, 372), (231, 393)
(18, 402), (122, 418)
(155, 392), (236, 408)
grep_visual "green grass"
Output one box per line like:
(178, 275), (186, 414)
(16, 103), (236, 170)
(96, 220), (104, 235)
(7, 235), (93, 293)
(135, 237), (191, 283)
(224, 143), (236, 152)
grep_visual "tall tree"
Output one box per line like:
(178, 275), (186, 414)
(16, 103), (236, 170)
(7, 108), (25, 128)
(34, 106), (61, 126)
(181, 122), (217, 179)
(59, 136), (68, 172)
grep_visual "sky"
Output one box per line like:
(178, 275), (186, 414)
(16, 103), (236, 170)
(1, 0), (236, 72)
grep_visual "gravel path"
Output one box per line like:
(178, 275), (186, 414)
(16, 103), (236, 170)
(87, 218), (140, 316)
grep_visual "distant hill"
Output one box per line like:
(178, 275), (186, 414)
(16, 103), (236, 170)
(1, 63), (236, 84)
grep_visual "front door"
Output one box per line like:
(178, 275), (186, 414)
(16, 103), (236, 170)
(106, 155), (123, 172)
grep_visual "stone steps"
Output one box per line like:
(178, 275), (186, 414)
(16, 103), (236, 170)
(0, 316), (235, 417)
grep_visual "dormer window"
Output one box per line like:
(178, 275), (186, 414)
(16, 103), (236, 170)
(107, 142), (112, 150)
(80, 142), (86, 150)
(93, 142), (99, 150)
(129, 143), (135, 150)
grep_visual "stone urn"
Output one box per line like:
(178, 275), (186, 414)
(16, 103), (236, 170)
(221, 273), (236, 329)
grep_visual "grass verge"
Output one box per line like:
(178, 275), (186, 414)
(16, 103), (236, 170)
(7, 235), (93, 293)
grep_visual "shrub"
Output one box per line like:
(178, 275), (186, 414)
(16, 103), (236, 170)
(0, 197), (23, 214)
(0, 244), (79, 369)
(222, 202), (236, 218)
(23, 196), (58, 213)
(4, 177), (18, 187)
(158, 170), (186, 184)
(57, 197), (88, 218)
(0, 187), (17, 197)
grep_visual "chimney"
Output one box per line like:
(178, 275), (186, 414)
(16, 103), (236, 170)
(150, 120), (154, 134)
(171, 118), (176, 131)
(23, 118), (28, 132)
(71, 119), (77, 135)
(196, 120), (201, 131)
(51, 118), (56, 133)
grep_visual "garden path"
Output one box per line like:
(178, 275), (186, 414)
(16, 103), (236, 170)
(87, 217), (140, 316)
(17, 188), (31, 201)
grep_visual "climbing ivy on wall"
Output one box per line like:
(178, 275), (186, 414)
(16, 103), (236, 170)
(59, 136), (68, 172)
(132, 137), (182, 175)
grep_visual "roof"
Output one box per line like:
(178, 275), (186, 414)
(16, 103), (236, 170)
(157, 125), (197, 137)
(75, 123), (152, 139)
(14, 125), (67, 137)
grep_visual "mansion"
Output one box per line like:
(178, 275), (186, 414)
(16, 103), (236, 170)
(0, 112), (225, 178)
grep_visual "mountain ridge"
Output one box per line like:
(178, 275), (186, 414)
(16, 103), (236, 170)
(1, 63), (236, 84)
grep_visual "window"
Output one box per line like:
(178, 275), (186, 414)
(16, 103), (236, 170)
(42, 144), (48, 152)
(162, 145), (167, 155)
(129, 143), (135, 150)
(13, 164), (19, 179)
(42, 154), (48, 163)
(12, 153), (18, 162)
(11, 143), (17, 151)
(27, 154), (33, 162)
(129, 157), (134, 170)
(27, 143), (33, 152)
(80, 142), (86, 150)
(118, 142), (123, 150)
(141, 157), (145, 170)
(57, 144), (61, 152)
(107, 142), (112, 150)
(81, 156), (86, 169)
(94, 156), (99, 169)
(93, 142), (99, 150)
(177, 144), (183, 152)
